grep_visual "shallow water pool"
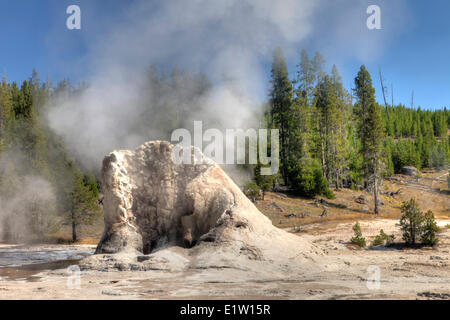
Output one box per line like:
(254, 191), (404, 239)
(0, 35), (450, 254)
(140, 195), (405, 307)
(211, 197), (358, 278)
(0, 245), (95, 281)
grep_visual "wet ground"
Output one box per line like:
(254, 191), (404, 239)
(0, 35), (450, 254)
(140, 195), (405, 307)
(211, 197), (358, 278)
(0, 245), (95, 282)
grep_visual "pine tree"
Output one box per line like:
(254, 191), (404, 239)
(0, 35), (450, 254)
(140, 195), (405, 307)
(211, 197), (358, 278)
(317, 66), (350, 189)
(291, 49), (315, 162)
(254, 135), (275, 200)
(353, 66), (385, 214)
(313, 52), (326, 84)
(350, 222), (366, 247)
(68, 170), (100, 242)
(421, 210), (439, 246)
(400, 198), (424, 246)
(288, 95), (310, 163)
(296, 49), (315, 103)
(0, 80), (15, 151)
(269, 47), (293, 185)
(314, 75), (337, 182)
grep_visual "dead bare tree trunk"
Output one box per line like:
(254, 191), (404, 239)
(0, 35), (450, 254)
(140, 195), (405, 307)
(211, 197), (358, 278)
(335, 169), (339, 190)
(379, 67), (390, 121)
(71, 211), (77, 242)
(373, 158), (379, 214)
(391, 84), (394, 107)
(319, 121), (326, 178)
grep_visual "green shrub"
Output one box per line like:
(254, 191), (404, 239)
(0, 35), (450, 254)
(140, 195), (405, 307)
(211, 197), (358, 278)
(289, 158), (334, 199)
(400, 199), (424, 246)
(421, 210), (439, 246)
(243, 182), (261, 202)
(392, 139), (421, 173)
(324, 188), (336, 200)
(254, 163), (275, 200)
(400, 198), (439, 247)
(372, 229), (395, 247)
(430, 146), (446, 170)
(350, 222), (366, 247)
(289, 159), (316, 197)
(348, 150), (363, 188)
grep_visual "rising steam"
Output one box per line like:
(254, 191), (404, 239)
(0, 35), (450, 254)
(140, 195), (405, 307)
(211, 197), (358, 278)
(46, 0), (409, 169)
(0, 152), (58, 242)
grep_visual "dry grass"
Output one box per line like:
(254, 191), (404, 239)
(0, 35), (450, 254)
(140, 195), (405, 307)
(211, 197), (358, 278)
(255, 169), (449, 230)
(45, 217), (104, 245)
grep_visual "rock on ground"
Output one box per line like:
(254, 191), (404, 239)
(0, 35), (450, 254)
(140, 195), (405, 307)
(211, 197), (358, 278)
(401, 166), (418, 176)
(81, 141), (319, 273)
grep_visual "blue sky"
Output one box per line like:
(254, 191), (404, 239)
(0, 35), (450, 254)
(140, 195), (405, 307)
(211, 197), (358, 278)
(1, 0), (449, 110)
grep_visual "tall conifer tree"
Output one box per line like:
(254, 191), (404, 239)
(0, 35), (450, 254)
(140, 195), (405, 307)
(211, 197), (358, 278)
(269, 47), (293, 185)
(353, 66), (385, 213)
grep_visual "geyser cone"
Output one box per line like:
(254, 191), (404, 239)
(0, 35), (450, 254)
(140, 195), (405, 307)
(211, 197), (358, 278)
(86, 141), (317, 272)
